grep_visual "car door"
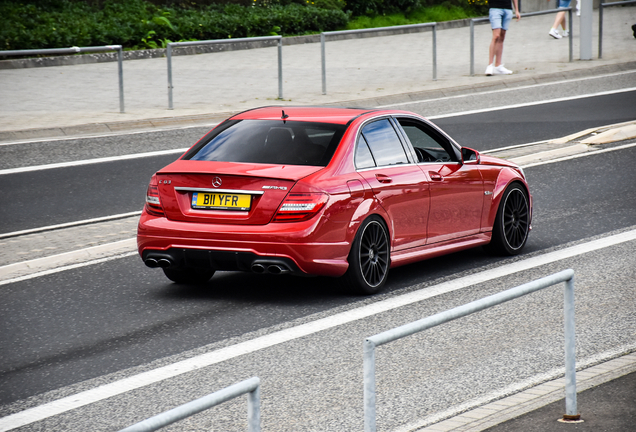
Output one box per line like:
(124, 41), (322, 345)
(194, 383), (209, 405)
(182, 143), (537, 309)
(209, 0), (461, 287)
(395, 117), (484, 244)
(355, 118), (430, 251)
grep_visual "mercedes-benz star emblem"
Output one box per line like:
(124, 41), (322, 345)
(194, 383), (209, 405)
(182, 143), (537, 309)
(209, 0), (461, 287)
(212, 177), (222, 188)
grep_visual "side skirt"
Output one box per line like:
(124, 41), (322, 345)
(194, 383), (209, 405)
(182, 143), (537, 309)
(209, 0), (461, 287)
(389, 233), (492, 269)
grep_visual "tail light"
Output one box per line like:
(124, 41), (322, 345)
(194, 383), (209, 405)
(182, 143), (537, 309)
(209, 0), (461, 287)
(145, 174), (165, 217)
(273, 193), (328, 222)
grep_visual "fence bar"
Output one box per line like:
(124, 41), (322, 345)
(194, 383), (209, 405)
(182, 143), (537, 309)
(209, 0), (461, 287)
(119, 377), (261, 432)
(470, 8), (573, 76)
(568, 9), (573, 63)
(432, 26), (437, 81)
(0, 45), (125, 113)
(320, 22), (436, 94)
(364, 269), (577, 432)
(278, 38), (283, 99)
(167, 44), (174, 110)
(563, 275), (578, 417)
(166, 36), (282, 109)
(598, 0), (636, 58)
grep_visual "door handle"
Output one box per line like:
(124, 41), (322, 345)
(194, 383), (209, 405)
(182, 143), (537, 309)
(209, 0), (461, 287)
(376, 174), (392, 183)
(428, 171), (443, 181)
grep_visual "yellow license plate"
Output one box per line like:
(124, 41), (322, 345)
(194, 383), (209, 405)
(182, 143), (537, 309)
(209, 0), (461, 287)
(191, 192), (251, 210)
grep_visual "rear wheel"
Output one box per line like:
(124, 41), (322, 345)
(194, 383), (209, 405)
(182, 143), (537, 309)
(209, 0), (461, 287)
(487, 183), (530, 255)
(162, 267), (215, 284)
(342, 216), (390, 295)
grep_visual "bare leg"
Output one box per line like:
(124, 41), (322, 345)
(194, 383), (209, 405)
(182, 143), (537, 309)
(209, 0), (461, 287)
(551, 11), (567, 31)
(489, 29), (507, 67)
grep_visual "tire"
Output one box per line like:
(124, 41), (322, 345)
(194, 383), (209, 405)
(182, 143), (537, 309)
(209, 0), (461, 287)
(342, 216), (390, 295)
(162, 267), (215, 284)
(487, 183), (530, 255)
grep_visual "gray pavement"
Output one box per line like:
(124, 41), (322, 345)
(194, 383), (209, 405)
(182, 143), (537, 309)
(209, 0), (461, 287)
(0, 5), (635, 431)
(1, 7), (635, 141)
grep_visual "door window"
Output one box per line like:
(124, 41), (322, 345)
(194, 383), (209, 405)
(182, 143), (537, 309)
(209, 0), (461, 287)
(356, 119), (409, 168)
(397, 119), (457, 163)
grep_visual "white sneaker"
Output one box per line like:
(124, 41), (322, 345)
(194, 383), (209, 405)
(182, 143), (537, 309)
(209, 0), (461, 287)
(549, 28), (562, 39)
(494, 64), (513, 75)
(485, 64), (495, 76)
(561, 30), (569, 37)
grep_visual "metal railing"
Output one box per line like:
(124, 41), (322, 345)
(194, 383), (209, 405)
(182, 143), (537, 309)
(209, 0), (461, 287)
(363, 269), (579, 432)
(166, 36), (283, 109)
(320, 23), (437, 95)
(118, 377), (261, 432)
(0, 45), (125, 113)
(598, 0), (636, 58)
(470, 8), (573, 76)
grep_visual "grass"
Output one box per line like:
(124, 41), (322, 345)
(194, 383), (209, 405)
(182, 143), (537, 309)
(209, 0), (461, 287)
(346, 5), (479, 30)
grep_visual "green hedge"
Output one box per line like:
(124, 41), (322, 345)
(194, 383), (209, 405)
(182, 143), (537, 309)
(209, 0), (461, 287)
(0, 0), (348, 51)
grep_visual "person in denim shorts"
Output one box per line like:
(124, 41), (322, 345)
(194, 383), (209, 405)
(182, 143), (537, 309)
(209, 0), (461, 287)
(485, 0), (521, 76)
(548, 0), (572, 39)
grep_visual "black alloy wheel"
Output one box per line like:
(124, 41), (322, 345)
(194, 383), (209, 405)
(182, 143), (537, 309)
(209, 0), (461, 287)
(343, 216), (390, 295)
(487, 183), (530, 255)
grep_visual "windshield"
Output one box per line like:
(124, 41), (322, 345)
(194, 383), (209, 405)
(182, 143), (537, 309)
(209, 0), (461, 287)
(184, 119), (346, 166)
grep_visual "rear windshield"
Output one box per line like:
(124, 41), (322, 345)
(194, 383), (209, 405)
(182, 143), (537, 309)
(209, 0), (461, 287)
(183, 119), (346, 166)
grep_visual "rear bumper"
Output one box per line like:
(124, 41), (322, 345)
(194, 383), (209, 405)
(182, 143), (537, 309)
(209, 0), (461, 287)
(137, 212), (351, 277)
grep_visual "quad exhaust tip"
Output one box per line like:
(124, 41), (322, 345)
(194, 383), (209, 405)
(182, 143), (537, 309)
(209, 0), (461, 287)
(144, 257), (172, 269)
(251, 263), (289, 274)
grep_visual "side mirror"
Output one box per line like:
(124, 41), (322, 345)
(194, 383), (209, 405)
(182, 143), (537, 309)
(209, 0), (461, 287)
(461, 147), (480, 165)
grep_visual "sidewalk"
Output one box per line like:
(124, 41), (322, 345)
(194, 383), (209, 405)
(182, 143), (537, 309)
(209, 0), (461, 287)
(1, 7), (635, 141)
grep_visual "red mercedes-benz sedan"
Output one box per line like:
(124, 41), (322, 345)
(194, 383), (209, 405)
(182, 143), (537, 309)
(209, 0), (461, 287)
(138, 106), (531, 294)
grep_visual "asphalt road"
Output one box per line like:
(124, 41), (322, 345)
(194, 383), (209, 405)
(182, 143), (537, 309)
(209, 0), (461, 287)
(1, 89), (635, 234)
(0, 80), (635, 431)
(1, 94), (635, 407)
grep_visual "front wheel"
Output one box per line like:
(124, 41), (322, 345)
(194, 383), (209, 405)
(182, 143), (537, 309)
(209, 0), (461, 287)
(342, 216), (390, 295)
(163, 267), (215, 284)
(487, 183), (530, 255)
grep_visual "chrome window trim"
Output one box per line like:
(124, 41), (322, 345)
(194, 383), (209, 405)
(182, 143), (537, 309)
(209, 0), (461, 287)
(175, 187), (264, 195)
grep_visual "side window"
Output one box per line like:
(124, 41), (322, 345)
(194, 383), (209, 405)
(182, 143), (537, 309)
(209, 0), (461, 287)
(360, 119), (409, 167)
(398, 119), (456, 163)
(355, 135), (376, 169)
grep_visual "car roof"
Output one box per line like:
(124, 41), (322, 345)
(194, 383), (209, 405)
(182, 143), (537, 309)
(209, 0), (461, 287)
(230, 106), (379, 125)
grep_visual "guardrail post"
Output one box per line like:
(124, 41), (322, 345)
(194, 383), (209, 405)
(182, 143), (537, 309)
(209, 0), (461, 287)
(248, 381), (261, 432)
(563, 274), (579, 420)
(599, 0), (605, 58)
(363, 339), (377, 432)
(470, 20), (475, 77)
(278, 37), (283, 100)
(568, 9), (574, 62)
(321, 33), (327, 95)
(432, 24), (437, 81)
(167, 44), (174, 110)
(117, 46), (125, 113)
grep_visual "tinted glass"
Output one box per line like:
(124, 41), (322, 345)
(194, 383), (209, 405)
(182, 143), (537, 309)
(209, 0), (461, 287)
(355, 135), (376, 169)
(185, 120), (346, 166)
(397, 119), (456, 163)
(361, 119), (408, 166)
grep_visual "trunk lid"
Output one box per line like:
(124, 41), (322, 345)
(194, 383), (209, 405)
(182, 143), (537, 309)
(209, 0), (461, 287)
(155, 159), (322, 225)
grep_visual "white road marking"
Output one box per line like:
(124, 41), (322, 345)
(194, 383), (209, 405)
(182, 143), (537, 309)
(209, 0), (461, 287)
(0, 211), (141, 240)
(520, 141), (636, 168)
(0, 123), (217, 147)
(424, 87), (636, 119)
(1, 229), (635, 431)
(0, 148), (188, 176)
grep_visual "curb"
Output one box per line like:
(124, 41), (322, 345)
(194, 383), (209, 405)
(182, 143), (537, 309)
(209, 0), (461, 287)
(398, 351), (636, 432)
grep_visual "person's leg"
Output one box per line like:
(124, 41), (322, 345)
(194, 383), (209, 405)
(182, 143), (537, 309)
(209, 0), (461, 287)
(489, 29), (502, 66)
(493, 29), (506, 67)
